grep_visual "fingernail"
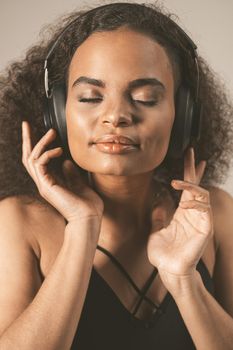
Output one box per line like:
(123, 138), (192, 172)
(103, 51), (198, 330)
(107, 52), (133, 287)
(172, 180), (183, 184)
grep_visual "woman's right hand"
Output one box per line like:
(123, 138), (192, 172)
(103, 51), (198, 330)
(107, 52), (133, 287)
(21, 121), (104, 225)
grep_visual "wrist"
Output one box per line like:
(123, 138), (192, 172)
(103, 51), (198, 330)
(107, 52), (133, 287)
(159, 269), (203, 300)
(64, 217), (101, 246)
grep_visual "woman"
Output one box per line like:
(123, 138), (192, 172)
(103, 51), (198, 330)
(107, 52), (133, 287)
(0, 2), (233, 349)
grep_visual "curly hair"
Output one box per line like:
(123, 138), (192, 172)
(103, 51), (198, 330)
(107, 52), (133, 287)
(0, 1), (233, 207)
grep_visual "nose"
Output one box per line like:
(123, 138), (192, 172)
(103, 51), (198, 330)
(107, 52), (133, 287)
(101, 98), (134, 127)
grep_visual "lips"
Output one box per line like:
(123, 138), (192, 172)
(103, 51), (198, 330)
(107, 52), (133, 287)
(92, 134), (139, 146)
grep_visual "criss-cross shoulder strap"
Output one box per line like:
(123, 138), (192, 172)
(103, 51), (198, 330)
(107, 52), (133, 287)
(96, 244), (158, 310)
(131, 267), (158, 316)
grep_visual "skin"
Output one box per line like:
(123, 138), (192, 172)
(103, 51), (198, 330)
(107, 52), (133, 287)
(66, 27), (176, 251)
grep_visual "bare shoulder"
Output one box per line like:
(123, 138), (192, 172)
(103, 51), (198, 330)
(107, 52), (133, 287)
(0, 196), (51, 335)
(0, 196), (40, 257)
(207, 184), (233, 208)
(204, 185), (233, 317)
(0, 196), (66, 263)
(205, 185), (233, 248)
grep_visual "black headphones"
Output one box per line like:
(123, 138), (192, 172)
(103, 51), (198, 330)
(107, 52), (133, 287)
(43, 3), (202, 160)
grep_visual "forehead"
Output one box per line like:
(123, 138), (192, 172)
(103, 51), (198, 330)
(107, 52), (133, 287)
(68, 28), (173, 88)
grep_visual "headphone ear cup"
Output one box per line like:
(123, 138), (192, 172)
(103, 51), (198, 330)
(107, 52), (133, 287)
(167, 85), (194, 159)
(43, 81), (71, 158)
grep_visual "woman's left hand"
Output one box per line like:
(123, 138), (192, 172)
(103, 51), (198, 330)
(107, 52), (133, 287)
(147, 147), (213, 292)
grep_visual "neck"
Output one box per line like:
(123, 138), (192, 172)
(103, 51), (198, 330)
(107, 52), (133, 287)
(91, 171), (160, 248)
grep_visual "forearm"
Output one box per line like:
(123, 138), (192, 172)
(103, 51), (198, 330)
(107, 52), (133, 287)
(0, 220), (99, 350)
(171, 271), (233, 350)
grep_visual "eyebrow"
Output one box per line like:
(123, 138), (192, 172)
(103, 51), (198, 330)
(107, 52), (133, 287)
(72, 76), (165, 91)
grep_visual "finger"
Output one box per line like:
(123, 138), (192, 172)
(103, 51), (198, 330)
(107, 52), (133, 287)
(34, 147), (63, 167)
(195, 160), (207, 184)
(31, 148), (62, 187)
(30, 147), (63, 188)
(22, 121), (32, 161)
(30, 128), (57, 160)
(184, 147), (196, 183)
(171, 180), (209, 202)
(179, 199), (211, 212)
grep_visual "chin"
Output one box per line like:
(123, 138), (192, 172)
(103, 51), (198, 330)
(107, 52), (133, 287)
(76, 160), (156, 177)
(71, 149), (164, 176)
(81, 165), (137, 176)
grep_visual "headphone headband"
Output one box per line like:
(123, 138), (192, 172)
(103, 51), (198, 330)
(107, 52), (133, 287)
(44, 3), (200, 99)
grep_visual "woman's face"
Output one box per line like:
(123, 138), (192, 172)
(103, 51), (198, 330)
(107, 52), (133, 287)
(66, 27), (175, 175)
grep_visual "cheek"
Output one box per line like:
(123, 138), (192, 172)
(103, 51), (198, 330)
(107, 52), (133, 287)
(143, 103), (175, 151)
(140, 103), (175, 169)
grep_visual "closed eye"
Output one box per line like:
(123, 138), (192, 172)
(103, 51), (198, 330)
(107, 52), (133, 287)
(136, 100), (158, 106)
(78, 98), (102, 103)
(78, 98), (158, 107)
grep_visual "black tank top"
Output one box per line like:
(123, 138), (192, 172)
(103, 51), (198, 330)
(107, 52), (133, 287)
(71, 244), (214, 350)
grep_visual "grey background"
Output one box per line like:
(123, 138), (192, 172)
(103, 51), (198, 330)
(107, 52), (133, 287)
(1, 0), (233, 194)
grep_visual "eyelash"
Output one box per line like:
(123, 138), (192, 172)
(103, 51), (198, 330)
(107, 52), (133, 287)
(78, 98), (157, 107)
